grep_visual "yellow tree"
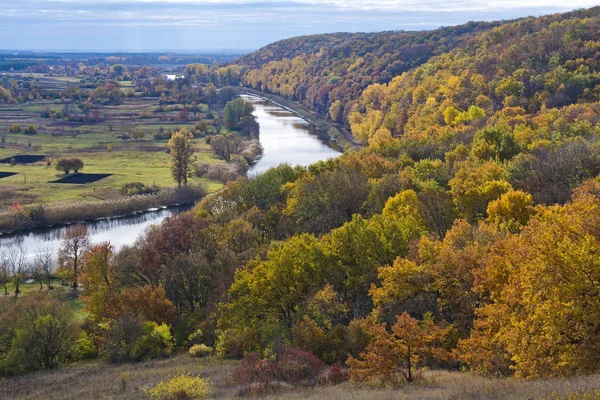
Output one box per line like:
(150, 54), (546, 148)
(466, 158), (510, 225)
(460, 181), (600, 378)
(81, 242), (117, 320)
(168, 127), (195, 187)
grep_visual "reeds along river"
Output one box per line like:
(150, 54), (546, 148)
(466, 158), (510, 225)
(0, 95), (342, 259)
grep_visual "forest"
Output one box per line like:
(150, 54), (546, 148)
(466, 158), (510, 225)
(3, 6), (600, 400)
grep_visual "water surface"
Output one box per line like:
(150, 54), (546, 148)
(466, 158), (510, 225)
(1, 95), (342, 258)
(243, 94), (342, 175)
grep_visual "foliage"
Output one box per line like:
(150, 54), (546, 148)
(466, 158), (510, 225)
(147, 373), (211, 400)
(234, 347), (325, 388)
(101, 314), (174, 363)
(168, 127), (195, 187)
(189, 344), (213, 358)
(223, 98), (254, 129)
(347, 313), (451, 384)
(55, 157), (84, 174)
(0, 296), (80, 375)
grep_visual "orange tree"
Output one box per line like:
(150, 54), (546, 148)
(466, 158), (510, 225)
(347, 312), (451, 384)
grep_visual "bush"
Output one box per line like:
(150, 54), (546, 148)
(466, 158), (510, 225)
(120, 182), (160, 196)
(189, 344), (213, 358)
(101, 314), (174, 363)
(235, 347), (325, 388)
(9, 124), (21, 133)
(203, 163), (243, 183)
(147, 373), (211, 400)
(0, 296), (80, 375)
(75, 331), (98, 360)
(319, 363), (349, 385)
(23, 125), (37, 135)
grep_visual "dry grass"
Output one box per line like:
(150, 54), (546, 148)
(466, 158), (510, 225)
(3, 357), (600, 400)
(0, 355), (239, 400)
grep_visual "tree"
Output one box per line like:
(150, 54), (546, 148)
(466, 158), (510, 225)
(223, 98), (254, 130)
(55, 158), (84, 174)
(58, 224), (90, 289)
(34, 249), (55, 290)
(347, 313), (450, 384)
(210, 133), (240, 162)
(486, 190), (534, 232)
(131, 129), (145, 140)
(0, 296), (80, 374)
(0, 249), (10, 295)
(6, 247), (26, 296)
(329, 100), (343, 122)
(218, 234), (329, 354)
(239, 115), (259, 138)
(459, 182), (600, 378)
(81, 242), (118, 319)
(167, 128), (195, 187)
(204, 84), (217, 108)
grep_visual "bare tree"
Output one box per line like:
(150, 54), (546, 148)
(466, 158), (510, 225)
(0, 249), (9, 295)
(58, 224), (90, 290)
(6, 246), (26, 296)
(35, 249), (55, 290)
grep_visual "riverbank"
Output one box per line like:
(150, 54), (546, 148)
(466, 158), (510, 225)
(236, 87), (360, 152)
(0, 186), (205, 235)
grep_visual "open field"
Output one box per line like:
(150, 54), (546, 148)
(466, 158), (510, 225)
(2, 354), (600, 400)
(2, 280), (88, 320)
(0, 96), (224, 207)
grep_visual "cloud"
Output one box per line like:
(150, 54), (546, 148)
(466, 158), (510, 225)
(0, 0), (596, 50)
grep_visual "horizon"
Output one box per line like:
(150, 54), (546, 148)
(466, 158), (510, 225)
(1, 1), (599, 52)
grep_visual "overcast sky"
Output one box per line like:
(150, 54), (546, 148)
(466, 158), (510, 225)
(1, 0), (599, 52)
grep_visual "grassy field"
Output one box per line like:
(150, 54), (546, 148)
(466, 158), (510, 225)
(2, 354), (600, 400)
(2, 280), (88, 320)
(0, 96), (224, 207)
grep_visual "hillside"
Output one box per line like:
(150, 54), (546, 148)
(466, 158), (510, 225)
(237, 21), (503, 120)
(237, 7), (600, 126)
(5, 6), (600, 399)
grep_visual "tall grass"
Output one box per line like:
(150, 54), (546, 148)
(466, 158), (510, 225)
(3, 356), (600, 400)
(0, 185), (206, 233)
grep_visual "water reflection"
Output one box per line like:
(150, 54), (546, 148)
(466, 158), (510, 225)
(243, 94), (342, 175)
(0, 205), (191, 258)
(2, 95), (342, 257)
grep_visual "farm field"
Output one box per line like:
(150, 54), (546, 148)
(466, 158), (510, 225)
(0, 95), (224, 207)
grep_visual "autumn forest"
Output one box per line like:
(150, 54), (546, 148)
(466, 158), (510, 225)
(3, 5), (600, 400)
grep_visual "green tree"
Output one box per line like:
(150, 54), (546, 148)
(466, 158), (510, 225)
(223, 98), (254, 130)
(167, 128), (195, 187)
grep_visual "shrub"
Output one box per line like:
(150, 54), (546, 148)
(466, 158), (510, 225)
(0, 296), (80, 375)
(235, 347), (325, 387)
(23, 125), (37, 135)
(9, 124), (21, 133)
(101, 314), (174, 363)
(120, 182), (160, 196)
(131, 129), (145, 140)
(147, 373), (211, 400)
(204, 163), (243, 183)
(189, 344), (213, 358)
(75, 331), (98, 360)
(194, 162), (210, 178)
(319, 363), (349, 385)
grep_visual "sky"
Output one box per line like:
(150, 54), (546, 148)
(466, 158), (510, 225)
(1, 0), (599, 52)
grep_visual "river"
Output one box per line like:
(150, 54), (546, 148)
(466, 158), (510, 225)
(0, 94), (341, 258)
(243, 94), (341, 175)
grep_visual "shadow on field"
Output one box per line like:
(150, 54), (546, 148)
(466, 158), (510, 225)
(51, 173), (112, 184)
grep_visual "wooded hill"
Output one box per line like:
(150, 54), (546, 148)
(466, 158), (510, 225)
(237, 7), (600, 128)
